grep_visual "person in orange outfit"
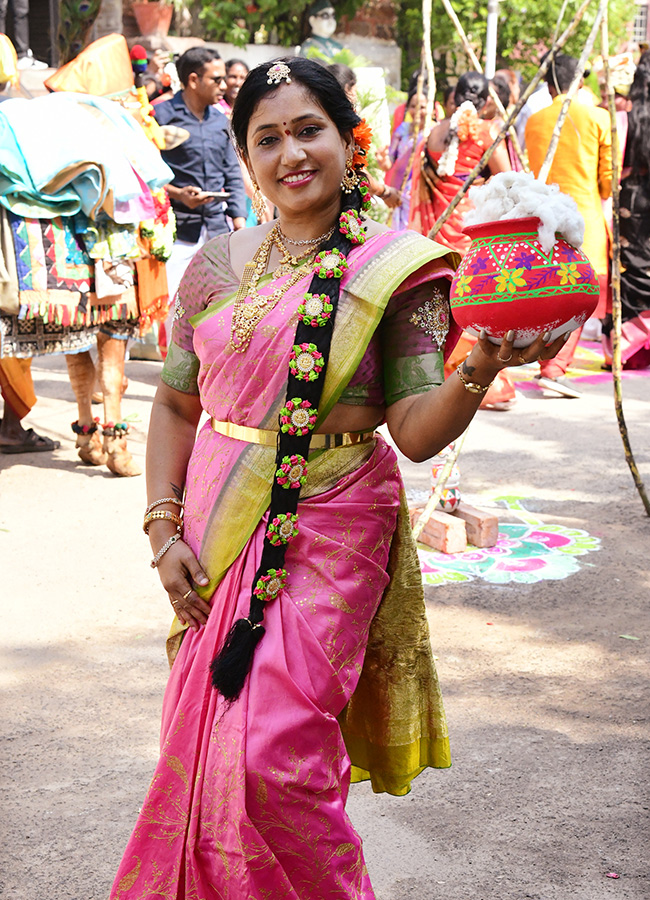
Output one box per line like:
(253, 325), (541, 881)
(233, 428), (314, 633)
(0, 358), (60, 453)
(526, 53), (612, 398)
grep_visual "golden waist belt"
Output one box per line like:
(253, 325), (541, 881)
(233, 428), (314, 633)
(210, 419), (375, 450)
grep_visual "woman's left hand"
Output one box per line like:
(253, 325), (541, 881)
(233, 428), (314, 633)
(476, 328), (571, 372)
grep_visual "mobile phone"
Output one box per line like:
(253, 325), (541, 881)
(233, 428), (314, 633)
(198, 190), (230, 200)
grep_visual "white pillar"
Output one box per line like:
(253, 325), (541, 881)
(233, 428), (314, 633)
(485, 0), (499, 78)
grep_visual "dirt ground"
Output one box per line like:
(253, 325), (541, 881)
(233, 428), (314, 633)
(1, 346), (648, 900)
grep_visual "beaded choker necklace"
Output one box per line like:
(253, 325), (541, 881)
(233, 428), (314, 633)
(276, 224), (335, 247)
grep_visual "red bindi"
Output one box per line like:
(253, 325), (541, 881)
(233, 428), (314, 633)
(284, 130), (291, 135)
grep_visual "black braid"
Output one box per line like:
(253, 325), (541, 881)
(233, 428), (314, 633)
(210, 181), (368, 702)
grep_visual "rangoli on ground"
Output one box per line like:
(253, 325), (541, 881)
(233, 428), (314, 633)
(418, 494), (600, 586)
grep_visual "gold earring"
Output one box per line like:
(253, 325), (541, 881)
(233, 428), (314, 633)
(251, 181), (266, 222)
(340, 159), (360, 194)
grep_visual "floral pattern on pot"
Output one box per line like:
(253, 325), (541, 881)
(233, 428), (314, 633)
(449, 216), (599, 348)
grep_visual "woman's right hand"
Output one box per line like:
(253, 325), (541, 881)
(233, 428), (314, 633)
(155, 538), (212, 631)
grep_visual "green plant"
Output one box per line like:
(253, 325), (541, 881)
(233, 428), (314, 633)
(198, 0), (363, 46)
(397, 0), (637, 90)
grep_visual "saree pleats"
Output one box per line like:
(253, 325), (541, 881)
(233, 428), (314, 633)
(113, 441), (401, 900)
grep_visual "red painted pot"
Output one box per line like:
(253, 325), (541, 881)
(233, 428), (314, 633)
(449, 216), (599, 347)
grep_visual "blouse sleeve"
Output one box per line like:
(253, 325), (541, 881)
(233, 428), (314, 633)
(381, 276), (452, 406)
(160, 234), (235, 395)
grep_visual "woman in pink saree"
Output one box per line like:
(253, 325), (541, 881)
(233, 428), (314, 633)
(110, 59), (563, 899)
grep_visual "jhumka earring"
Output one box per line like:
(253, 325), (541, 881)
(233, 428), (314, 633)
(252, 181), (267, 222)
(340, 157), (360, 194)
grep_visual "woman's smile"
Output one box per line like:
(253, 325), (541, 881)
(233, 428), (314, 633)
(279, 169), (316, 187)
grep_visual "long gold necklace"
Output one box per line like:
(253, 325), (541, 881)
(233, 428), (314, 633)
(229, 225), (316, 353)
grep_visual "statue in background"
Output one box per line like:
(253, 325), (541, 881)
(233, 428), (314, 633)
(298, 1), (343, 58)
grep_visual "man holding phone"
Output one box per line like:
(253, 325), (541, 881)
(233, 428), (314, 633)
(154, 47), (247, 344)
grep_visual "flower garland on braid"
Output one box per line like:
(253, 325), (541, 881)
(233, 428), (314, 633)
(210, 119), (371, 703)
(436, 101), (480, 177)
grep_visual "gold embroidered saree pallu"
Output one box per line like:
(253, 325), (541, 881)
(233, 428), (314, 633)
(110, 231), (454, 900)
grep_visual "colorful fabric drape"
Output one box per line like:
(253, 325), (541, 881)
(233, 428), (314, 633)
(110, 229), (457, 899)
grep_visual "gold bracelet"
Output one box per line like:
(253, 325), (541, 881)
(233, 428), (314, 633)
(145, 497), (184, 516)
(143, 510), (183, 534)
(456, 364), (492, 395)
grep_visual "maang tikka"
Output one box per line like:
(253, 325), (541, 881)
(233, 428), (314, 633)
(266, 63), (292, 85)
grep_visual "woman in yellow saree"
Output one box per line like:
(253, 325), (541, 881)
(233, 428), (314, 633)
(110, 58), (564, 900)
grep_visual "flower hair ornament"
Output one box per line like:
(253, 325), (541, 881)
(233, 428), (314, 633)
(436, 101), (479, 177)
(351, 119), (372, 168)
(267, 62), (292, 85)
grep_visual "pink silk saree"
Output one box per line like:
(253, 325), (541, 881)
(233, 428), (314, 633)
(110, 230), (456, 900)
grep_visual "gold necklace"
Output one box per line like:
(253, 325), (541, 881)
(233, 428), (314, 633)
(229, 225), (315, 353)
(276, 224), (336, 248)
(272, 230), (326, 278)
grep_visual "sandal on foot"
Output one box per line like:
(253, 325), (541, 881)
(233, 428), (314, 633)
(0, 428), (61, 454)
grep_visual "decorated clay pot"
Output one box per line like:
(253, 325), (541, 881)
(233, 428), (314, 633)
(438, 488), (461, 513)
(449, 216), (599, 348)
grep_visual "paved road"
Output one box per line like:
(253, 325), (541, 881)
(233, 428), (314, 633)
(1, 347), (648, 899)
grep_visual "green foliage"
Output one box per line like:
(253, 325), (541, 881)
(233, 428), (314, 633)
(397, 0), (637, 89)
(197, 0), (364, 46)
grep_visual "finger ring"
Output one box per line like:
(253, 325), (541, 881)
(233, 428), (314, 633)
(518, 355), (527, 365)
(171, 600), (180, 608)
(182, 588), (192, 600)
(497, 353), (512, 363)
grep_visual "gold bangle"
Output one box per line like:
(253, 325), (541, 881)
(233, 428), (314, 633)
(456, 364), (492, 395)
(145, 497), (184, 516)
(143, 510), (183, 534)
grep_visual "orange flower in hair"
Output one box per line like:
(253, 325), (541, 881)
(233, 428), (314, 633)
(456, 106), (479, 142)
(352, 119), (372, 168)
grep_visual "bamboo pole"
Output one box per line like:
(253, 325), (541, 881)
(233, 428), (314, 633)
(412, 434), (467, 542)
(427, 0), (593, 241)
(421, 0), (437, 137)
(438, 0), (527, 171)
(600, 9), (650, 515)
(552, 0), (571, 42)
(537, 0), (606, 183)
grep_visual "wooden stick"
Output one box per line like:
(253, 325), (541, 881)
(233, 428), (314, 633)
(427, 0), (593, 241)
(537, 0), (606, 183)
(412, 433), (467, 541)
(600, 9), (650, 515)
(438, 0), (527, 171)
(421, 0), (436, 137)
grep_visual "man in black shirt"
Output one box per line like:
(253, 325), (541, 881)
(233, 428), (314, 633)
(153, 47), (247, 334)
(155, 47), (247, 243)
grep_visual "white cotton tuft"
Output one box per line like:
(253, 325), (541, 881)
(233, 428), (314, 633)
(463, 171), (585, 253)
